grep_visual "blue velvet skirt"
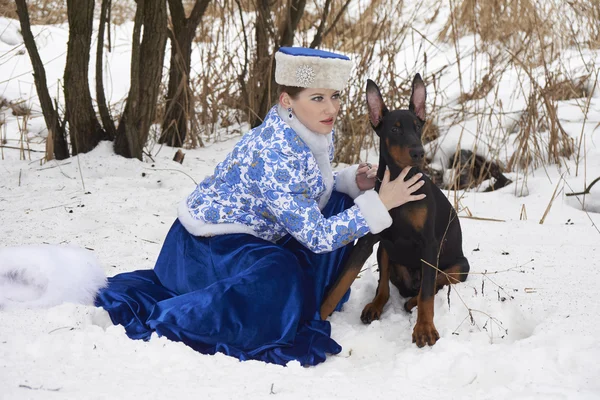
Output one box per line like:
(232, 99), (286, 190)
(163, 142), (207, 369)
(94, 192), (354, 366)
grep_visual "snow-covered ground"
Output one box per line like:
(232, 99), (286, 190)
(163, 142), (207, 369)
(1, 6), (600, 400)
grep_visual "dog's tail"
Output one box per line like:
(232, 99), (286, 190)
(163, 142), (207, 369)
(0, 244), (107, 310)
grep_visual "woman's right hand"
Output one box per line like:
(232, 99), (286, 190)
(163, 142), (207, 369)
(378, 166), (426, 210)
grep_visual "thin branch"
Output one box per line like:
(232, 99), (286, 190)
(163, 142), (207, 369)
(566, 176), (600, 196)
(148, 167), (197, 185)
(0, 145), (44, 153)
(309, 0), (332, 48)
(321, 0), (352, 42)
(189, 0), (211, 25)
(563, 180), (600, 235)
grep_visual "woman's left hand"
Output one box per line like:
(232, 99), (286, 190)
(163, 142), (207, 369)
(355, 162), (378, 191)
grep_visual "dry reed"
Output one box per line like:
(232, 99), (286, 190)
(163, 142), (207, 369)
(6, 0), (599, 184)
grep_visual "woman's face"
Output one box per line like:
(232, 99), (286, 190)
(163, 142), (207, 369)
(280, 88), (341, 135)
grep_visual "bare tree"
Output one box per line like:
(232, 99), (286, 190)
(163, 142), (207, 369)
(64, 0), (108, 155)
(14, 0), (68, 160)
(309, 0), (352, 49)
(114, 0), (168, 159)
(95, 0), (117, 141)
(158, 0), (211, 148)
(242, 0), (307, 128)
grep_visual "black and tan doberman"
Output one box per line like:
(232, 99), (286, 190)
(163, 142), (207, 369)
(321, 74), (470, 347)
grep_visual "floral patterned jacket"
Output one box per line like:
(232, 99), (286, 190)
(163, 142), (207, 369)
(177, 105), (392, 253)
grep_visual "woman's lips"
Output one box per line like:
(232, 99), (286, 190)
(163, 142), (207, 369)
(320, 118), (334, 125)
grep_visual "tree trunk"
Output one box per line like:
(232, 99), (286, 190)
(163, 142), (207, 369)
(15, 0), (68, 160)
(159, 0), (211, 148)
(95, 0), (116, 141)
(249, 0), (275, 128)
(279, 0), (307, 48)
(249, 0), (307, 128)
(64, 0), (106, 155)
(114, 0), (168, 159)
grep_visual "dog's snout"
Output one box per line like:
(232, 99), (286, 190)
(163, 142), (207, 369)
(410, 146), (425, 162)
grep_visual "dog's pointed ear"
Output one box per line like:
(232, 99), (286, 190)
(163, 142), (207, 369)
(409, 73), (427, 121)
(366, 79), (388, 129)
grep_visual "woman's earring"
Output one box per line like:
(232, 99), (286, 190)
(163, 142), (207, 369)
(287, 107), (293, 119)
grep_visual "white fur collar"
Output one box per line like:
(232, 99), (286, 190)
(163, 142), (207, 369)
(277, 104), (333, 209)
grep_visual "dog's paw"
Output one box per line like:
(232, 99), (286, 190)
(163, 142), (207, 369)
(404, 297), (417, 312)
(412, 321), (439, 347)
(360, 302), (383, 324)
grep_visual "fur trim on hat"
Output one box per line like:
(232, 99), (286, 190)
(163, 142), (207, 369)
(275, 51), (353, 90)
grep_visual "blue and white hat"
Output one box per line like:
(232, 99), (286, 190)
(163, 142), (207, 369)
(275, 47), (353, 91)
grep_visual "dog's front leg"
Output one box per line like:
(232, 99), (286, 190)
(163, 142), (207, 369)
(361, 245), (391, 323)
(412, 240), (440, 347)
(320, 233), (379, 320)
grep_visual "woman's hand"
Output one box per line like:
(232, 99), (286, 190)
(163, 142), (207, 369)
(355, 162), (378, 191)
(378, 166), (426, 210)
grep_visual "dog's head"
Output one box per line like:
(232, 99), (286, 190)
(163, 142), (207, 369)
(366, 74), (427, 170)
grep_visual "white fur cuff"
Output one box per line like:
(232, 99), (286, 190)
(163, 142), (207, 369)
(334, 165), (362, 199)
(177, 199), (259, 237)
(354, 190), (392, 234)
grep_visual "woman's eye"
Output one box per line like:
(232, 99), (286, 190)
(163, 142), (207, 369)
(332, 93), (340, 100)
(312, 96), (324, 102)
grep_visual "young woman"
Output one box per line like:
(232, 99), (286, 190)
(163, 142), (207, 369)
(94, 47), (425, 366)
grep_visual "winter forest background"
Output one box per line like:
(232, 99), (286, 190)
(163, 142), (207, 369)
(1, 0), (600, 399)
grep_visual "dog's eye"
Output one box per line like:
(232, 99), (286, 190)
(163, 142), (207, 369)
(391, 127), (400, 134)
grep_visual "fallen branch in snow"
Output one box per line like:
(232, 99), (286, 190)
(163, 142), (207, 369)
(41, 202), (81, 211)
(136, 237), (159, 244)
(452, 309), (508, 340)
(563, 180), (600, 235)
(566, 176), (600, 197)
(37, 161), (72, 171)
(0, 145), (44, 153)
(420, 258), (527, 293)
(420, 258), (534, 342)
(460, 215), (506, 222)
(458, 206), (505, 222)
(19, 384), (61, 392)
(466, 259), (534, 275)
(148, 167), (198, 185)
(48, 326), (75, 334)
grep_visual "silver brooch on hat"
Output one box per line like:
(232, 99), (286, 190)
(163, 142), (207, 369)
(296, 64), (315, 87)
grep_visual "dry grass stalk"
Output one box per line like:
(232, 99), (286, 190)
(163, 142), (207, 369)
(5, 0), (597, 188)
(575, 71), (599, 176)
(15, 114), (32, 161)
(420, 258), (514, 342)
(9, 101), (31, 117)
(538, 174), (563, 224)
(0, 0), (137, 25)
(0, 118), (5, 160)
(45, 128), (54, 162)
(519, 204), (527, 220)
(0, 0), (17, 19)
(144, 0), (597, 183)
(431, 0), (596, 189)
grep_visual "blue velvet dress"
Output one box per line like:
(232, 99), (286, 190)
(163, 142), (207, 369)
(94, 192), (353, 366)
